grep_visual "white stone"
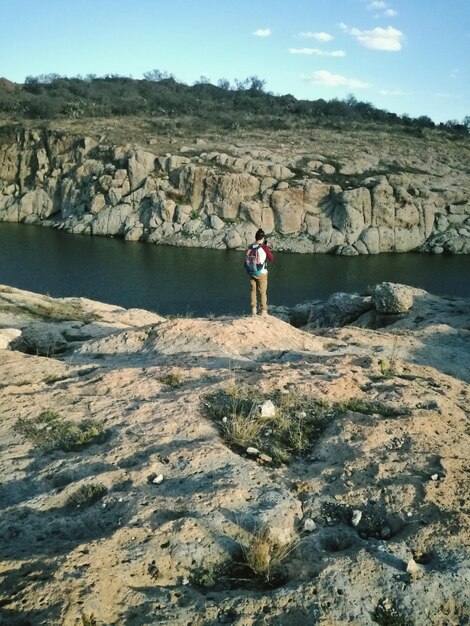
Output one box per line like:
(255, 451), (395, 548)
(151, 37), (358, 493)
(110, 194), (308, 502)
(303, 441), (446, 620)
(260, 400), (276, 418)
(351, 510), (362, 526)
(303, 518), (316, 532)
(246, 447), (260, 456)
(406, 558), (425, 579)
(152, 474), (164, 484)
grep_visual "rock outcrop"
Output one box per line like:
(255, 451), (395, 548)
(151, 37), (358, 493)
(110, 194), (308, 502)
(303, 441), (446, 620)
(0, 283), (469, 624)
(1, 126), (469, 254)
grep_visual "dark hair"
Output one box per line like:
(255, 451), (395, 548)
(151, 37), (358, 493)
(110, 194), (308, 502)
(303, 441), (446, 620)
(255, 228), (265, 241)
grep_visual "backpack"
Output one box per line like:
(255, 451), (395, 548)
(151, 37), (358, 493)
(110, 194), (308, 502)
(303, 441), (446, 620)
(245, 244), (264, 276)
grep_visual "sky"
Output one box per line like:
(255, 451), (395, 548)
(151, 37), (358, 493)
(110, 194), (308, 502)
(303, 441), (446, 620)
(0, 0), (469, 123)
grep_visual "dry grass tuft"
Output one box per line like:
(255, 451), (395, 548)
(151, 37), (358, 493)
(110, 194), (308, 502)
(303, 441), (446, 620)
(240, 526), (300, 582)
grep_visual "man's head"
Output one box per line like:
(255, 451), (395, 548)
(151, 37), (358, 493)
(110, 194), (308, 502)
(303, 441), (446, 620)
(255, 228), (265, 243)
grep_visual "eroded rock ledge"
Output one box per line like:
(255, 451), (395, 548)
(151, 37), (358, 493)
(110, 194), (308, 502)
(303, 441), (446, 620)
(1, 126), (469, 254)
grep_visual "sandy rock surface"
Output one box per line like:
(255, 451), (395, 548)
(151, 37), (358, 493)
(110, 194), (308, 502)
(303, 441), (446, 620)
(0, 284), (469, 625)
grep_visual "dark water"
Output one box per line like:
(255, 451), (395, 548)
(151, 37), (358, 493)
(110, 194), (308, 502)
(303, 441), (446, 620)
(0, 223), (469, 316)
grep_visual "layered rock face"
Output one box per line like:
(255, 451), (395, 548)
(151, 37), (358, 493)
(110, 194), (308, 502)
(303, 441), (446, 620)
(0, 126), (469, 254)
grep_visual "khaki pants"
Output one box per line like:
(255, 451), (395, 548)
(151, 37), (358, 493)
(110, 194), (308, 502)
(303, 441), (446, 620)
(250, 273), (268, 313)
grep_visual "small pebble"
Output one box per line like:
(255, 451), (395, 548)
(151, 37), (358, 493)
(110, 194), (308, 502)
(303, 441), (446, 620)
(259, 453), (273, 463)
(303, 518), (316, 532)
(153, 474), (164, 484)
(247, 447), (260, 456)
(431, 473), (439, 481)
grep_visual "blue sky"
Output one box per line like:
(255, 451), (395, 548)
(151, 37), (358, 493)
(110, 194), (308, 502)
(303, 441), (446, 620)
(1, 0), (469, 123)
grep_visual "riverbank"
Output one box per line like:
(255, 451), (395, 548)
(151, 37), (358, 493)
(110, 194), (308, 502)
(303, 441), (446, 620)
(0, 283), (469, 624)
(1, 123), (469, 256)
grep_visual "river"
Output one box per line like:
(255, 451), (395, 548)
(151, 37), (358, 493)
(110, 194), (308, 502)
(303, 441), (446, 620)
(0, 223), (469, 316)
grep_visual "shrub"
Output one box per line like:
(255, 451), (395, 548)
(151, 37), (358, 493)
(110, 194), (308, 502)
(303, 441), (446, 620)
(66, 483), (107, 509)
(159, 371), (183, 388)
(15, 410), (105, 451)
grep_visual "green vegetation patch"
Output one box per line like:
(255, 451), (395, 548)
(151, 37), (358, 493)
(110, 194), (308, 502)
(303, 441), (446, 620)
(336, 398), (411, 419)
(66, 483), (107, 509)
(204, 387), (409, 465)
(203, 387), (333, 465)
(15, 410), (106, 452)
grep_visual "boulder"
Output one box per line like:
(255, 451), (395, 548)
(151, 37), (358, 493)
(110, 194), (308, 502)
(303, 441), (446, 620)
(359, 226), (380, 254)
(394, 226), (422, 252)
(209, 215), (225, 231)
(18, 189), (54, 220)
(183, 218), (203, 235)
(239, 201), (275, 233)
(305, 214), (320, 236)
(304, 182), (331, 214)
(373, 282), (422, 313)
(90, 193), (107, 214)
(333, 188), (371, 244)
(174, 204), (193, 225)
(313, 293), (374, 327)
(128, 150), (156, 191)
(208, 173), (261, 221)
(224, 229), (243, 249)
(321, 164), (336, 175)
(15, 323), (68, 356)
(91, 203), (134, 236)
(271, 188), (304, 234)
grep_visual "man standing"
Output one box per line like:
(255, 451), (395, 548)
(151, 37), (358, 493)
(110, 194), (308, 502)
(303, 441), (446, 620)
(245, 228), (274, 316)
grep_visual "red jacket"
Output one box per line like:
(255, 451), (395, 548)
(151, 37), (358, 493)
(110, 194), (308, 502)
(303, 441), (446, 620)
(262, 244), (274, 263)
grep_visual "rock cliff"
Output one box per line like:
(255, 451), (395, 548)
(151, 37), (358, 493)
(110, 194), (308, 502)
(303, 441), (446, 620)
(0, 125), (469, 254)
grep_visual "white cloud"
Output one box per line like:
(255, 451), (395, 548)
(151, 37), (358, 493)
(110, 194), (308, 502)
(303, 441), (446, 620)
(289, 48), (345, 57)
(435, 92), (461, 99)
(345, 25), (404, 51)
(379, 88), (406, 96)
(253, 28), (271, 37)
(450, 68), (461, 79)
(384, 8), (398, 16)
(304, 70), (370, 88)
(298, 31), (333, 42)
(368, 1), (386, 8)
